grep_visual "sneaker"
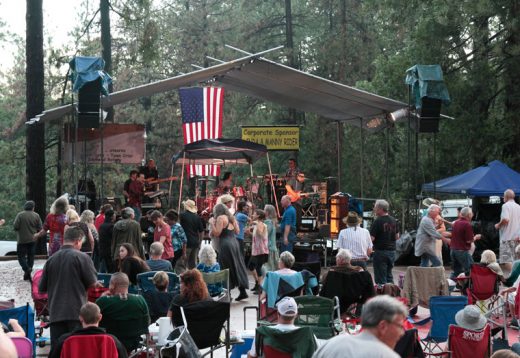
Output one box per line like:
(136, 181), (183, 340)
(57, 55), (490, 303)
(251, 283), (259, 291)
(235, 292), (249, 302)
(510, 318), (519, 330)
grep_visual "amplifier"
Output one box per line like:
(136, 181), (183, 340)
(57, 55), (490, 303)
(300, 216), (317, 231)
(317, 209), (328, 227)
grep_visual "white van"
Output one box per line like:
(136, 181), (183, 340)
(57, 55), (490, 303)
(441, 198), (472, 222)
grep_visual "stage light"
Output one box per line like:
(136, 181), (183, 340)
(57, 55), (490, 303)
(389, 108), (408, 122)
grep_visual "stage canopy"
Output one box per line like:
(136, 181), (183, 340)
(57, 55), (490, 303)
(422, 160), (520, 197)
(28, 52), (406, 131)
(172, 138), (268, 166)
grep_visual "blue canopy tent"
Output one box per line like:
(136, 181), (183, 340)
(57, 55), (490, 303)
(422, 160), (520, 197)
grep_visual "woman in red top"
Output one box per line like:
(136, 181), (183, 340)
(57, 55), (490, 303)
(150, 210), (174, 262)
(35, 195), (68, 256)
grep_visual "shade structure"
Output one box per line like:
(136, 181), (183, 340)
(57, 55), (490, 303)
(422, 160), (520, 197)
(28, 53), (405, 131)
(171, 138), (268, 166)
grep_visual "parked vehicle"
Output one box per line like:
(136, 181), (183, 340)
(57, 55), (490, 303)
(0, 240), (17, 256)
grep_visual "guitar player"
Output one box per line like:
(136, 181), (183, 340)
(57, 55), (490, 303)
(285, 158), (304, 228)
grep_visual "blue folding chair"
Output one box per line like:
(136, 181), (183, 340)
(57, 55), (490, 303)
(0, 304), (36, 357)
(97, 273), (112, 288)
(136, 271), (180, 294)
(411, 295), (467, 356)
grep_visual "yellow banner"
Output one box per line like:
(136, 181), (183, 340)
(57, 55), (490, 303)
(241, 126), (300, 151)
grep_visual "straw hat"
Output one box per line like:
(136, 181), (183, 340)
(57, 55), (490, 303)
(455, 305), (486, 331)
(422, 197), (440, 207)
(183, 199), (197, 213)
(342, 211), (361, 226)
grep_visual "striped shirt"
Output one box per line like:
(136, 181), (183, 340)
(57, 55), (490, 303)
(337, 226), (373, 260)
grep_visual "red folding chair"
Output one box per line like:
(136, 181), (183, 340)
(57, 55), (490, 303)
(447, 324), (491, 358)
(463, 264), (500, 309)
(10, 337), (33, 358)
(61, 334), (119, 358)
(264, 345), (292, 358)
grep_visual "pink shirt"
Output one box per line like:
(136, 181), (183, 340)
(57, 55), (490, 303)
(154, 221), (173, 259)
(252, 222), (269, 256)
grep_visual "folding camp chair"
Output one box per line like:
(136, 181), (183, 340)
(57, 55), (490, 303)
(201, 269), (230, 302)
(254, 325), (317, 358)
(10, 337), (33, 358)
(97, 273), (112, 287)
(320, 270), (375, 316)
(244, 271), (306, 324)
(447, 324), (491, 358)
(61, 334), (119, 358)
(411, 295), (467, 356)
(293, 295), (342, 339)
(137, 271), (180, 294)
(462, 264), (500, 310)
(171, 300), (231, 358)
(0, 304), (36, 355)
(293, 261), (321, 295)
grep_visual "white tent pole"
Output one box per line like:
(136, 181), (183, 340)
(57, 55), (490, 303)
(266, 153), (280, 217)
(177, 152), (186, 213)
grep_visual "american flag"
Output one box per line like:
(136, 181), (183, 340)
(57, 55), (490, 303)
(179, 87), (224, 176)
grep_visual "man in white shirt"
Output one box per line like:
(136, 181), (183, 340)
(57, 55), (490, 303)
(337, 212), (373, 270)
(495, 189), (520, 272)
(313, 295), (406, 358)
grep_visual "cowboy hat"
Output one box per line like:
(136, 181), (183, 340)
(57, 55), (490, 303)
(455, 305), (486, 331)
(342, 211), (361, 226)
(182, 199), (197, 213)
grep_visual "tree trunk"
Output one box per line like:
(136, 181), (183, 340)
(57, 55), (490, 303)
(26, 0), (46, 254)
(100, 0), (113, 122)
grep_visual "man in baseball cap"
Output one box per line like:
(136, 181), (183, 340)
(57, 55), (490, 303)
(248, 297), (316, 357)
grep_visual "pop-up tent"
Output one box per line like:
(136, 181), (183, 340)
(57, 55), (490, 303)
(422, 160), (520, 196)
(171, 138), (280, 213)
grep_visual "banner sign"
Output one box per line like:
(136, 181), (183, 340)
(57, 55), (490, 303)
(63, 124), (145, 164)
(241, 126), (300, 151)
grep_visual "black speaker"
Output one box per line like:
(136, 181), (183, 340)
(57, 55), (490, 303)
(78, 79), (101, 128)
(416, 97), (442, 133)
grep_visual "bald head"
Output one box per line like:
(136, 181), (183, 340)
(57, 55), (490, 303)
(504, 189), (515, 201)
(110, 272), (130, 291)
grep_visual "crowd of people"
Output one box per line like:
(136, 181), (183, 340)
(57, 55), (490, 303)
(3, 184), (520, 357)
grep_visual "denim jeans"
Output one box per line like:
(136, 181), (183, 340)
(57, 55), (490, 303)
(373, 250), (395, 284)
(351, 260), (368, 271)
(420, 252), (442, 267)
(280, 237), (295, 254)
(17, 242), (35, 273)
(450, 249), (473, 278)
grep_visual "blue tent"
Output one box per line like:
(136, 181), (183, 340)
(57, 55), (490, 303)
(422, 160), (520, 197)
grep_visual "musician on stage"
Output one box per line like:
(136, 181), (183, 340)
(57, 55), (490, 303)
(284, 158), (303, 229)
(123, 170), (139, 206)
(285, 158), (304, 191)
(128, 173), (145, 221)
(141, 159), (159, 181)
(217, 171), (233, 195)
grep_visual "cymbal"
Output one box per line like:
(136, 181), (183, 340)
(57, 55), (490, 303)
(197, 178), (216, 181)
(324, 176), (337, 180)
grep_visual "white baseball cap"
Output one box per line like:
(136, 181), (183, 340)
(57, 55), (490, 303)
(276, 297), (298, 316)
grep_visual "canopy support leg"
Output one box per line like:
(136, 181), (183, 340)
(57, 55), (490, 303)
(177, 153), (186, 213)
(266, 153), (280, 217)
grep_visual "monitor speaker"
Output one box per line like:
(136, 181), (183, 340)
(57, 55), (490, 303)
(416, 97), (441, 133)
(78, 79), (101, 128)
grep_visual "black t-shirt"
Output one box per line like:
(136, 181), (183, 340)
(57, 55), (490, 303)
(369, 215), (398, 251)
(98, 222), (114, 258)
(179, 211), (204, 248)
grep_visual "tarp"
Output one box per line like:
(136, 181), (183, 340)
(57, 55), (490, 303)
(29, 53), (406, 131)
(69, 56), (112, 95)
(171, 138), (268, 166)
(422, 160), (520, 196)
(405, 65), (450, 109)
